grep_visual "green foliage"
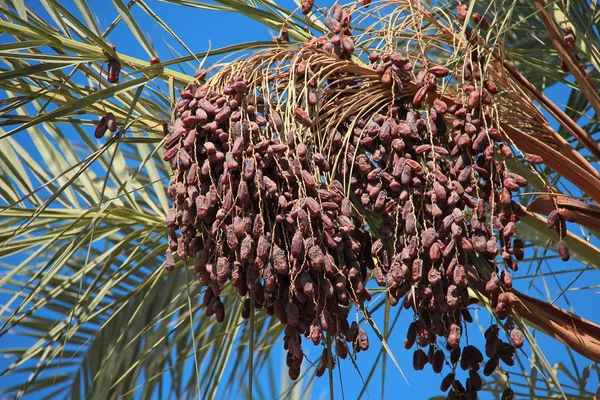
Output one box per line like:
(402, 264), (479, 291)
(0, 0), (599, 399)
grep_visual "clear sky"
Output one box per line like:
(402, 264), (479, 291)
(1, 1), (599, 399)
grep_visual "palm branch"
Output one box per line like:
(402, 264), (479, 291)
(0, 0), (599, 399)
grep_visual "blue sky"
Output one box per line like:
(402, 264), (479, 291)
(1, 1), (599, 399)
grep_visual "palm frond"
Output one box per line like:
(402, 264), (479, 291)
(1, 0), (599, 399)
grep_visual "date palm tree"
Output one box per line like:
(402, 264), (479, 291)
(0, 0), (599, 399)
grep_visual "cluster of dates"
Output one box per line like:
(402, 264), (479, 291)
(307, 13), (541, 398)
(302, 4), (356, 59)
(318, 47), (525, 395)
(163, 75), (378, 380)
(160, 3), (563, 397)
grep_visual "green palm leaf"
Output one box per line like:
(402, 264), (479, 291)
(1, 0), (599, 399)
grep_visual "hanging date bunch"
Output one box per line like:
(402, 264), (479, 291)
(339, 5), (536, 398)
(162, 22), (376, 381)
(162, 0), (556, 396)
